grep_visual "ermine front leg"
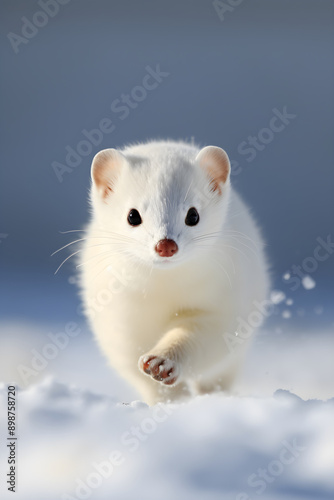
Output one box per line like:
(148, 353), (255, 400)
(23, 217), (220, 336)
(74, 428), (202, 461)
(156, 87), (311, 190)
(138, 325), (189, 386)
(138, 313), (234, 387)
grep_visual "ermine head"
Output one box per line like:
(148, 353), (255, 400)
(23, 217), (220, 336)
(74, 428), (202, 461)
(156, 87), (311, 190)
(90, 143), (231, 269)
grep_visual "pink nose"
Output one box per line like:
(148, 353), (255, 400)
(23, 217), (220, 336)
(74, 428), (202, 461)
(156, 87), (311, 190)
(155, 239), (178, 258)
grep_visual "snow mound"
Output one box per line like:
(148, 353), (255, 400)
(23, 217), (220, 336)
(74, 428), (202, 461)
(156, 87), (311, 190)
(0, 379), (333, 500)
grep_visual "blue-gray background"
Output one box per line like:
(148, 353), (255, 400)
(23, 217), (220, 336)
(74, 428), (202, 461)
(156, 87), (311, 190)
(1, 0), (333, 325)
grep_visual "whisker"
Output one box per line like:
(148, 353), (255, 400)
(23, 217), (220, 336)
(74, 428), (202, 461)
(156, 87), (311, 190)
(225, 234), (261, 261)
(90, 250), (145, 287)
(195, 245), (233, 288)
(192, 234), (220, 243)
(55, 243), (131, 275)
(76, 250), (115, 269)
(183, 179), (193, 203)
(223, 250), (236, 275)
(228, 209), (247, 219)
(192, 231), (222, 242)
(216, 261), (232, 288)
(51, 238), (87, 256)
(52, 236), (135, 257)
(192, 231), (260, 263)
(59, 228), (144, 245)
(228, 231), (269, 248)
(59, 229), (86, 234)
(194, 240), (249, 262)
(54, 249), (82, 275)
(225, 229), (261, 247)
(218, 242), (250, 262)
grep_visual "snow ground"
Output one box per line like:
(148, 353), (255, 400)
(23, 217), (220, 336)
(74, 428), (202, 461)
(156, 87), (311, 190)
(0, 322), (333, 500)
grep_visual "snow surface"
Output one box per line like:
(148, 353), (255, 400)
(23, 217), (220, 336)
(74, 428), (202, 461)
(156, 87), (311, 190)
(0, 321), (334, 500)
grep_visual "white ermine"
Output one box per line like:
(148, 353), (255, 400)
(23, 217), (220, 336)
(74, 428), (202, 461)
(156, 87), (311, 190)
(80, 140), (269, 405)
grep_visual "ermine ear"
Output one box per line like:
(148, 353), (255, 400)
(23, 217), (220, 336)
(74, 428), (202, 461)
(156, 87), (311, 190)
(195, 146), (230, 194)
(91, 149), (125, 199)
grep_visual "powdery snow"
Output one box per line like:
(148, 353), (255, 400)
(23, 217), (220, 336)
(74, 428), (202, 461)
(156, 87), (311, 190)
(270, 290), (286, 304)
(0, 322), (333, 500)
(0, 380), (333, 500)
(301, 275), (316, 290)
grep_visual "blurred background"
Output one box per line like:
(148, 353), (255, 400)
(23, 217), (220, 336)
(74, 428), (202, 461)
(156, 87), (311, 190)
(0, 0), (333, 393)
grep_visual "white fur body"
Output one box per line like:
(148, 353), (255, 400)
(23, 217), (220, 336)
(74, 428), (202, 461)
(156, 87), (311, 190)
(80, 141), (269, 405)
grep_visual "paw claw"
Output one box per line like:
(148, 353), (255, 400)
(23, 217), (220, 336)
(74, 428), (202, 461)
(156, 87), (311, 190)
(139, 355), (179, 386)
(142, 356), (156, 374)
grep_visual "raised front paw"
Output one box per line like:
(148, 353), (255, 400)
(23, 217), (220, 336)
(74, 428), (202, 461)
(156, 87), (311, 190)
(138, 354), (179, 386)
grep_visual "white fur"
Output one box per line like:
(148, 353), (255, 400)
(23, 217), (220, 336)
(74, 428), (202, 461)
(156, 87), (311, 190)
(80, 140), (270, 405)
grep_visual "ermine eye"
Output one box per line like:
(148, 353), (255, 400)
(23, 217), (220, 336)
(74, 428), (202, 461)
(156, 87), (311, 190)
(127, 209), (142, 226)
(185, 207), (199, 226)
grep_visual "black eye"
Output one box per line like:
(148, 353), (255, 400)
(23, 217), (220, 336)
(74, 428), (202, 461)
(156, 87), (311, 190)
(185, 207), (199, 226)
(127, 209), (142, 226)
